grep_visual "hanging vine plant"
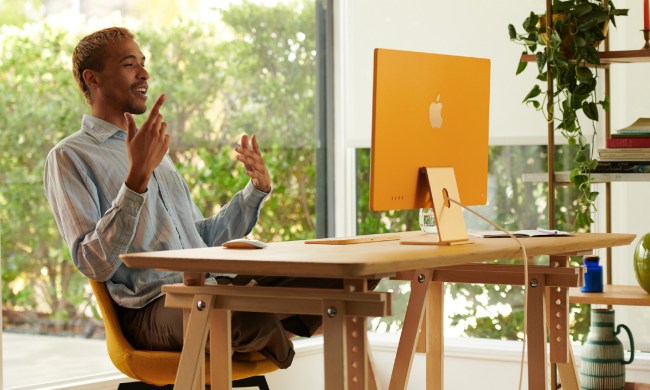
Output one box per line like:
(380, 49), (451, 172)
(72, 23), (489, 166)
(508, 0), (627, 227)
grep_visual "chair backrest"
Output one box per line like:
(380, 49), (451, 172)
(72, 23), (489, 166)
(89, 279), (195, 384)
(89, 279), (140, 379)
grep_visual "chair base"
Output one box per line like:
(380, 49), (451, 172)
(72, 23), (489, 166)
(116, 375), (270, 389)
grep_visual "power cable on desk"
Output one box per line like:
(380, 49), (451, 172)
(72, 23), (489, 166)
(447, 197), (529, 390)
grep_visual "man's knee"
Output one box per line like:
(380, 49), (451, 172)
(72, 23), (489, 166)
(231, 312), (282, 350)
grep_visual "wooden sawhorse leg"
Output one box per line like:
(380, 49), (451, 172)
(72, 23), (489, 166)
(176, 293), (214, 390)
(389, 269), (435, 390)
(395, 263), (582, 390)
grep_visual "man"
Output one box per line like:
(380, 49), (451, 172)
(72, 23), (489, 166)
(44, 27), (298, 368)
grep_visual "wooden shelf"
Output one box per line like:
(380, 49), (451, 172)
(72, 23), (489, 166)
(521, 49), (650, 64)
(625, 382), (650, 390)
(522, 171), (650, 184)
(569, 284), (650, 306)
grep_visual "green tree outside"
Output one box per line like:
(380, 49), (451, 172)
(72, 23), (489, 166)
(1, 1), (318, 333)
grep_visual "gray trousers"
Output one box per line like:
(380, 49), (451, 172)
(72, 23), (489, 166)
(117, 276), (362, 369)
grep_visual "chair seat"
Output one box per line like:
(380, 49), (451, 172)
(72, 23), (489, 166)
(117, 347), (276, 385)
(89, 279), (277, 387)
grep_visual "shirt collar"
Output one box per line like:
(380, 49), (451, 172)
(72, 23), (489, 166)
(81, 114), (126, 143)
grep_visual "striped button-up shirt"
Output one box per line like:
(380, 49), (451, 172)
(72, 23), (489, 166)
(44, 114), (268, 308)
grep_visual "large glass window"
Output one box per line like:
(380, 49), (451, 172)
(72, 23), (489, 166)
(1, 0), (323, 386)
(356, 144), (592, 341)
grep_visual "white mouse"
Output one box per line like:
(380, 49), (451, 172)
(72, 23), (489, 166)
(222, 238), (268, 249)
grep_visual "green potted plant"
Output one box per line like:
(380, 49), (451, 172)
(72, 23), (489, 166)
(508, 0), (628, 227)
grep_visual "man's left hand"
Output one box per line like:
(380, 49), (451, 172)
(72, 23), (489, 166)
(235, 134), (271, 193)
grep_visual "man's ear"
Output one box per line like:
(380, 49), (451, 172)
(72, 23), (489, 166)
(82, 69), (99, 91)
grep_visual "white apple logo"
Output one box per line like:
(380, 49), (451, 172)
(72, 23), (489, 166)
(429, 94), (443, 129)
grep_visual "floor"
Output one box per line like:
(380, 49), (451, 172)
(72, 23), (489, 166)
(3, 332), (119, 389)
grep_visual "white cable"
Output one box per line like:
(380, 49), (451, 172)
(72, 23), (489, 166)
(446, 197), (529, 390)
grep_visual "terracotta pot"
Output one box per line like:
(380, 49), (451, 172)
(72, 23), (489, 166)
(538, 13), (609, 57)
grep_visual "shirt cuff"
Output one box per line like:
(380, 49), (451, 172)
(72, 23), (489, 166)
(243, 180), (271, 208)
(114, 183), (146, 217)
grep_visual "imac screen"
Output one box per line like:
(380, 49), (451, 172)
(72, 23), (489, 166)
(370, 48), (491, 212)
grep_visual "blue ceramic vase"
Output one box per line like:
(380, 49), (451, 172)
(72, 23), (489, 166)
(580, 309), (634, 390)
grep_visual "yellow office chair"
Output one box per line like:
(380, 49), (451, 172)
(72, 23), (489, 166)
(89, 279), (278, 389)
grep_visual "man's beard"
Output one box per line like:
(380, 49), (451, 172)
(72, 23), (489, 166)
(124, 99), (147, 115)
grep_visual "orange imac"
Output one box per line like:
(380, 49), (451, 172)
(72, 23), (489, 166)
(369, 48), (491, 245)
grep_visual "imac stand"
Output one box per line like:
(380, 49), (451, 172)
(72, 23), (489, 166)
(400, 167), (472, 246)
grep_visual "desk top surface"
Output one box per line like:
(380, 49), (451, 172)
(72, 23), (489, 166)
(120, 231), (635, 278)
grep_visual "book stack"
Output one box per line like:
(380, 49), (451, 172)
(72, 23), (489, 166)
(595, 118), (650, 173)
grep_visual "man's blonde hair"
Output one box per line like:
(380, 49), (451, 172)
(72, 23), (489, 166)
(72, 27), (134, 104)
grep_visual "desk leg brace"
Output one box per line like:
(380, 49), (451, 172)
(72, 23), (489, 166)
(527, 272), (548, 390)
(323, 299), (348, 390)
(426, 281), (444, 390)
(344, 280), (375, 390)
(389, 269), (435, 390)
(175, 294), (214, 390)
(211, 309), (233, 390)
(548, 255), (580, 390)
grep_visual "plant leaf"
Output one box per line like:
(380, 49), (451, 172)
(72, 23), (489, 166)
(535, 51), (546, 73)
(582, 47), (600, 65)
(582, 101), (599, 121)
(508, 24), (517, 40)
(575, 82), (595, 96)
(527, 100), (541, 110)
(516, 60), (528, 75)
(523, 84), (542, 102)
(575, 4), (592, 17)
(576, 67), (592, 81)
(599, 95), (610, 111)
(523, 12), (539, 33)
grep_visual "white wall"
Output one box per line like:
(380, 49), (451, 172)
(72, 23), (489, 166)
(266, 334), (650, 390)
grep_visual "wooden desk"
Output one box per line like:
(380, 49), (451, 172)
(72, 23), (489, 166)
(121, 231), (635, 390)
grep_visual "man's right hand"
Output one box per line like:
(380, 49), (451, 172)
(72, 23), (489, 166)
(124, 94), (169, 193)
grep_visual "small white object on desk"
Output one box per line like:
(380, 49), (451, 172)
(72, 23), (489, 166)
(222, 238), (268, 249)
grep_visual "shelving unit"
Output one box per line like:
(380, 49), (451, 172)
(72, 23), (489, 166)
(520, 2), (650, 388)
(569, 285), (650, 306)
(519, 25), (650, 281)
(521, 49), (650, 64)
(522, 172), (650, 184)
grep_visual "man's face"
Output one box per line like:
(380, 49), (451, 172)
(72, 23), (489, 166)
(93, 38), (149, 115)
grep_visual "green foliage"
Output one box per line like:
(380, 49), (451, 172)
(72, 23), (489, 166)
(218, 1), (317, 147)
(1, 0), (317, 331)
(0, 22), (90, 326)
(508, 0), (627, 228)
(0, 0), (41, 26)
